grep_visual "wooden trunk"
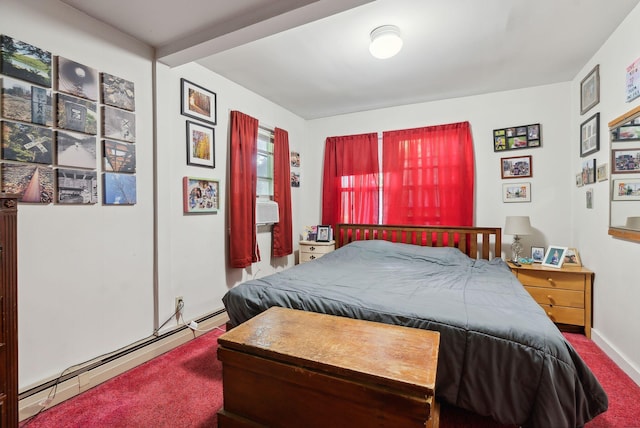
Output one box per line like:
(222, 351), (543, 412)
(217, 307), (440, 428)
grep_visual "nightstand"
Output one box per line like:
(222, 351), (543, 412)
(508, 262), (594, 338)
(299, 240), (335, 263)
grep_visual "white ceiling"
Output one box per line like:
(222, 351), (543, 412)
(60, 0), (640, 119)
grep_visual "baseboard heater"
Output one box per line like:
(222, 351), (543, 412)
(19, 308), (227, 401)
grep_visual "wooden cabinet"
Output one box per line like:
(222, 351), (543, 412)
(509, 262), (593, 338)
(298, 240), (335, 263)
(0, 194), (18, 428)
(217, 307), (440, 428)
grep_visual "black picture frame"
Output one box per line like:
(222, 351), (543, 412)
(316, 225), (331, 242)
(180, 78), (217, 125)
(186, 120), (215, 168)
(580, 112), (599, 157)
(580, 64), (600, 115)
(493, 123), (541, 152)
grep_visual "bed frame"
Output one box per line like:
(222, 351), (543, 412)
(334, 223), (502, 261)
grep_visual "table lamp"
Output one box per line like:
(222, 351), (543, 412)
(504, 216), (533, 262)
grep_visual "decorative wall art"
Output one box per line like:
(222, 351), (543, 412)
(186, 120), (215, 168)
(576, 173), (584, 187)
(101, 72), (135, 111)
(1, 121), (53, 164)
(182, 176), (219, 213)
(0, 35), (52, 87)
(56, 130), (96, 169)
(291, 171), (300, 187)
(493, 124), (540, 152)
(612, 178), (640, 201)
(57, 56), (98, 101)
(103, 172), (136, 205)
(290, 151), (300, 167)
(612, 120), (640, 141)
(597, 164), (608, 182)
(611, 148), (640, 173)
(580, 64), (599, 114)
(1, 76), (52, 126)
(586, 188), (593, 209)
(57, 93), (97, 134)
(582, 158), (596, 184)
(500, 155), (532, 179)
(181, 78), (216, 125)
(626, 57), (640, 103)
(1, 163), (53, 203)
(103, 139), (135, 172)
(580, 112), (599, 157)
(502, 182), (531, 203)
(56, 168), (98, 204)
(102, 105), (135, 142)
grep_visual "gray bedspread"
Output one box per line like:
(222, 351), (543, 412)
(222, 240), (607, 427)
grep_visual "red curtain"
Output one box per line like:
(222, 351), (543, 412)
(382, 122), (474, 226)
(321, 133), (379, 230)
(229, 111), (260, 268)
(272, 127), (293, 257)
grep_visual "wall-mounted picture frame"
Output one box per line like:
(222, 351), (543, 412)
(1, 163), (54, 203)
(501, 155), (532, 179)
(0, 35), (52, 87)
(531, 246), (545, 263)
(186, 120), (215, 168)
(102, 106), (135, 142)
(502, 182), (530, 202)
(580, 112), (599, 157)
(290, 151), (300, 167)
(1, 76), (53, 126)
(493, 124), (541, 152)
(180, 78), (216, 125)
(611, 148), (640, 173)
(596, 164), (608, 181)
(626, 57), (640, 103)
(580, 64), (599, 115)
(582, 158), (596, 184)
(103, 139), (136, 173)
(56, 130), (97, 169)
(576, 173), (584, 187)
(56, 168), (98, 204)
(57, 56), (98, 101)
(615, 124), (640, 141)
(101, 72), (135, 111)
(103, 172), (136, 205)
(182, 176), (219, 213)
(563, 248), (582, 267)
(612, 178), (640, 200)
(291, 171), (300, 187)
(1, 121), (53, 164)
(542, 246), (568, 269)
(56, 93), (97, 135)
(316, 225), (331, 242)
(586, 188), (593, 209)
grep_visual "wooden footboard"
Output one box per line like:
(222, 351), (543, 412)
(334, 224), (501, 261)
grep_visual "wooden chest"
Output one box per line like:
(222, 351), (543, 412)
(217, 307), (440, 428)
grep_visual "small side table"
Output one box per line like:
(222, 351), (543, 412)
(299, 240), (335, 263)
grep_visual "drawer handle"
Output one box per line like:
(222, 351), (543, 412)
(310, 246), (316, 251)
(310, 255), (316, 260)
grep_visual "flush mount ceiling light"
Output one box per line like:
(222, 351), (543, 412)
(369, 25), (403, 59)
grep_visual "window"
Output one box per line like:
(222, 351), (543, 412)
(257, 127), (274, 198)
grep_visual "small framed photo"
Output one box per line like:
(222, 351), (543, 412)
(542, 246), (568, 269)
(57, 56), (98, 101)
(580, 112), (599, 157)
(563, 248), (582, 267)
(291, 171), (300, 187)
(103, 172), (136, 205)
(612, 178), (640, 201)
(186, 120), (215, 168)
(615, 125), (640, 141)
(580, 64), (599, 115)
(290, 151), (300, 167)
(316, 225), (331, 242)
(502, 182), (531, 203)
(501, 155), (532, 179)
(596, 164), (608, 182)
(612, 148), (640, 173)
(575, 173), (584, 187)
(586, 188), (593, 209)
(531, 246), (545, 263)
(582, 159), (596, 185)
(180, 78), (216, 125)
(183, 176), (219, 213)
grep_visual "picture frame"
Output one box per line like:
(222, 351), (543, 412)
(563, 248), (582, 267)
(103, 139), (136, 173)
(614, 124), (640, 141)
(182, 176), (219, 213)
(612, 178), (640, 201)
(0, 35), (52, 87)
(582, 158), (596, 185)
(1, 121), (53, 164)
(180, 78), (216, 125)
(493, 123), (541, 152)
(290, 151), (300, 167)
(102, 106), (136, 142)
(580, 64), (599, 115)
(1, 76), (53, 126)
(186, 120), (215, 168)
(626, 57), (640, 103)
(502, 182), (531, 203)
(1, 164), (54, 203)
(501, 155), (532, 179)
(542, 246), (568, 268)
(291, 171), (300, 187)
(56, 93), (97, 135)
(531, 246), (545, 263)
(316, 225), (331, 242)
(580, 112), (599, 157)
(103, 172), (136, 205)
(56, 130), (97, 169)
(596, 164), (608, 182)
(56, 168), (98, 204)
(575, 173), (584, 187)
(586, 188), (593, 209)
(101, 72), (135, 111)
(611, 148), (640, 173)
(57, 56), (98, 101)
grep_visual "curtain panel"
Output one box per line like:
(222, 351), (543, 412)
(272, 127), (293, 257)
(229, 111), (260, 268)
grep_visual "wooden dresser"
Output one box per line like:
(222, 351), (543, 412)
(0, 194), (18, 428)
(298, 240), (335, 263)
(217, 307), (441, 428)
(509, 262), (593, 338)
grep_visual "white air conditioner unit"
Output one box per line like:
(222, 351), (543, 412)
(256, 200), (279, 225)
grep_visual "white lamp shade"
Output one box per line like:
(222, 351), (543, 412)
(504, 216), (533, 236)
(369, 25), (403, 59)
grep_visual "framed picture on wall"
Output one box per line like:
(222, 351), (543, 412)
(500, 155), (532, 179)
(612, 178), (640, 200)
(180, 78), (216, 125)
(186, 120), (215, 168)
(580, 112), (599, 157)
(580, 64), (599, 115)
(502, 182), (531, 202)
(182, 176), (219, 213)
(612, 148), (640, 173)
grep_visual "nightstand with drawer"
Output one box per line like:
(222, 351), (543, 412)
(509, 262), (594, 338)
(299, 240), (335, 263)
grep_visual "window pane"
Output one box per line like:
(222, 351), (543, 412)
(257, 153), (269, 178)
(257, 178), (272, 196)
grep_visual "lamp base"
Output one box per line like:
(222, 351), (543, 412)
(511, 235), (523, 262)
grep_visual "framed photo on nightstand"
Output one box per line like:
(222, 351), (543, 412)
(542, 246), (568, 268)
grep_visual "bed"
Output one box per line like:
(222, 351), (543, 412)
(222, 224), (608, 428)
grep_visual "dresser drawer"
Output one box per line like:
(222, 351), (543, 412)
(539, 304), (585, 326)
(524, 286), (584, 308)
(300, 244), (334, 255)
(517, 270), (585, 291)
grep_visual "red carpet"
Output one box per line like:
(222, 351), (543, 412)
(20, 330), (640, 428)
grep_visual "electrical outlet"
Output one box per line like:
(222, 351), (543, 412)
(175, 296), (183, 321)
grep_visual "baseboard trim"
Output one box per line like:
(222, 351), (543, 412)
(591, 328), (640, 386)
(18, 311), (229, 421)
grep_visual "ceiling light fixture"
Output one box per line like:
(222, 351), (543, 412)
(369, 25), (403, 59)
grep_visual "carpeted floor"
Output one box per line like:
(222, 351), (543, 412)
(20, 329), (640, 428)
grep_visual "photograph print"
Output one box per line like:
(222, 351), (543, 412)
(612, 148), (640, 173)
(1, 76), (52, 126)
(182, 176), (219, 214)
(500, 155), (532, 179)
(102, 106), (135, 142)
(580, 112), (599, 157)
(1, 121), (53, 164)
(0, 35), (52, 87)
(542, 246), (568, 269)
(57, 93), (97, 134)
(1, 163), (54, 203)
(103, 172), (136, 205)
(186, 120), (215, 168)
(56, 168), (98, 204)
(612, 178), (640, 201)
(103, 139), (136, 173)
(580, 64), (599, 115)
(101, 72), (135, 111)
(57, 56), (98, 101)
(582, 158), (596, 184)
(181, 78), (216, 125)
(502, 182), (531, 202)
(531, 246), (545, 263)
(56, 130), (96, 169)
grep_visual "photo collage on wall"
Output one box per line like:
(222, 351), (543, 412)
(0, 34), (137, 205)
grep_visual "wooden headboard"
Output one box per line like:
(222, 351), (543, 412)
(334, 223), (502, 261)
